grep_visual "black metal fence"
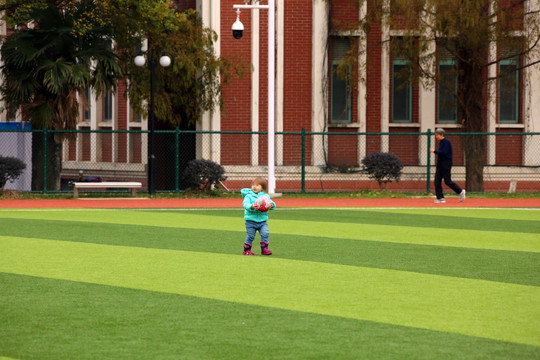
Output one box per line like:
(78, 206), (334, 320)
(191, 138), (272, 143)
(1, 128), (539, 194)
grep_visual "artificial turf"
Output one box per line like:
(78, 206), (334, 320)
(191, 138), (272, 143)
(0, 208), (539, 359)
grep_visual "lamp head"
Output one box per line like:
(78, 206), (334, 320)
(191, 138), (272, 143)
(159, 55), (171, 67)
(134, 55), (146, 67)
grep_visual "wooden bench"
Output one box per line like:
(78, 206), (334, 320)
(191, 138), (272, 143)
(73, 182), (142, 198)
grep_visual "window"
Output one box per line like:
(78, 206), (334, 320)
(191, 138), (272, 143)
(438, 60), (457, 123)
(83, 86), (91, 122)
(498, 57), (519, 123)
(132, 112), (143, 123)
(392, 60), (412, 123)
(104, 90), (113, 122)
(331, 38), (352, 124)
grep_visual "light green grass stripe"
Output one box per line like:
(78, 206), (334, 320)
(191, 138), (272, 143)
(1, 236), (539, 347)
(273, 219), (540, 252)
(1, 210), (539, 253)
(363, 208), (540, 220)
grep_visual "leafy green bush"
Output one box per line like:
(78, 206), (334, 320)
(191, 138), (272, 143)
(361, 152), (403, 189)
(0, 156), (26, 193)
(181, 159), (227, 191)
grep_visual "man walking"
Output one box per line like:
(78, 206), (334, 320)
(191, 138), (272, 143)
(430, 128), (466, 203)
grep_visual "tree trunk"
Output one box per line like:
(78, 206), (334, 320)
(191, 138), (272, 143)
(463, 134), (486, 192)
(459, 49), (487, 192)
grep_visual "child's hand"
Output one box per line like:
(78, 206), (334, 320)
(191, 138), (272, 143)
(253, 197), (271, 212)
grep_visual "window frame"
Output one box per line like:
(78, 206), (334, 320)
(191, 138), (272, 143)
(498, 57), (520, 124)
(330, 61), (352, 124)
(391, 59), (412, 123)
(103, 90), (114, 122)
(437, 59), (458, 124)
(83, 86), (92, 122)
(330, 37), (353, 125)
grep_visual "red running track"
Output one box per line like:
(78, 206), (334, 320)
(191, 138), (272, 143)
(1, 197), (539, 208)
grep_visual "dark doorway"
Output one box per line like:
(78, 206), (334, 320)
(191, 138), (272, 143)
(154, 120), (196, 191)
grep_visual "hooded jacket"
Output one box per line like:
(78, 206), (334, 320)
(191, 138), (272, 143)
(241, 188), (276, 222)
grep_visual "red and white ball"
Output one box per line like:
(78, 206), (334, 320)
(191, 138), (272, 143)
(253, 196), (271, 212)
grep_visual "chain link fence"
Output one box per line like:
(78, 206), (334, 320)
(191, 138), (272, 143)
(1, 127), (539, 194)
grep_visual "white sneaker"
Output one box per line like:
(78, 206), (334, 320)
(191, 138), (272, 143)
(459, 190), (466, 202)
(434, 198), (446, 203)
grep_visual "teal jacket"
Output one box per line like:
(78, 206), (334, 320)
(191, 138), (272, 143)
(241, 188), (276, 222)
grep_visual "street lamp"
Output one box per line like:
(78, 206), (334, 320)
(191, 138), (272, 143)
(134, 53), (171, 195)
(232, 0), (276, 194)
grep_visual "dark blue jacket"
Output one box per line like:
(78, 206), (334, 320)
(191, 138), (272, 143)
(434, 138), (453, 163)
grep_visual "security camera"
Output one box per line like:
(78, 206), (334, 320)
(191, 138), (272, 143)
(232, 16), (244, 39)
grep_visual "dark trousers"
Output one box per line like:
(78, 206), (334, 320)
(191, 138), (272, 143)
(435, 161), (462, 199)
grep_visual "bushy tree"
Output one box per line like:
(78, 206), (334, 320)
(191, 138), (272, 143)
(181, 159), (227, 191)
(0, 156), (26, 194)
(361, 152), (403, 189)
(117, 6), (238, 128)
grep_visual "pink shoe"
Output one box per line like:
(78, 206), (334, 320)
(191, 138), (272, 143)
(243, 243), (254, 255)
(260, 242), (272, 255)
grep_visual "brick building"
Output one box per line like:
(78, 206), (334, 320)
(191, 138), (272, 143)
(197, 0), (540, 191)
(4, 0), (538, 192)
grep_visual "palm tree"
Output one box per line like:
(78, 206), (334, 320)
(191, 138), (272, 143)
(0, 1), (123, 190)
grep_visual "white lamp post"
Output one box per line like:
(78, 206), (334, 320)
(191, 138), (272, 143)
(232, 0), (276, 194)
(134, 53), (171, 195)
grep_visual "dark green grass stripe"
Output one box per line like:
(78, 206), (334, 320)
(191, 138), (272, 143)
(2, 218), (538, 286)
(1, 273), (537, 360)
(176, 209), (540, 234)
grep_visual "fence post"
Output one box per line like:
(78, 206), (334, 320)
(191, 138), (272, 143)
(42, 127), (48, 194)
(175, 127), (180, 192)
(426, 129), (431, 193)
(301, 128), (306, 193)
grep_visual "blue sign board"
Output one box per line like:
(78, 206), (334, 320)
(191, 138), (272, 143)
(0, 122), (32, 130)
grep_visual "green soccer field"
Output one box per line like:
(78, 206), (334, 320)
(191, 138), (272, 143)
(1, 208), (539, 359)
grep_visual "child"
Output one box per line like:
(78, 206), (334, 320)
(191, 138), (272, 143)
(241, 177), (276, 255)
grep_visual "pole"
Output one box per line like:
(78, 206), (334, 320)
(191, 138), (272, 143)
(234, 1), (276, 194)
(267, 0), (276, 194)
(426, 128), (432, 193)
(43, 127), (48, 193)
(175, 126), (180, 192)
(148, 59), (156, 195)
(301, 128), (305, 193)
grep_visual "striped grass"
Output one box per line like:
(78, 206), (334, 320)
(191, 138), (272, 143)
(1, 208), (539, 359)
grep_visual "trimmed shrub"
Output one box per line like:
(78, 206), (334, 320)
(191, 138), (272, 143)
(181, 159), (227, 191)
(0, 156), (26, 193)
(361, 152), (403, 189)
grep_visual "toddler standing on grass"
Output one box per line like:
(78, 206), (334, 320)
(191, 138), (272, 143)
(241, 177), (276, 255)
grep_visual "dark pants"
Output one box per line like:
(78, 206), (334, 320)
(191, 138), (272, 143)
(435, 160), (462, 199)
